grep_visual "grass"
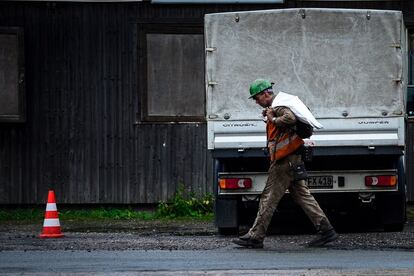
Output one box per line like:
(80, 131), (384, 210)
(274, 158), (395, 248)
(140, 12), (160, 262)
(0, 207), (145, 222)
(0, 208), (44, 221)
(0, 206), (213, 223)
(61, 208), (158, 220)
(0, 186), (214, 222)
(2, 194), (412, 223)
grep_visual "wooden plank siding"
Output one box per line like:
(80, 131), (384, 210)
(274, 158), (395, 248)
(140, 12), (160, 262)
(0, 1), (283, 204)
(0, 1), (413, 204)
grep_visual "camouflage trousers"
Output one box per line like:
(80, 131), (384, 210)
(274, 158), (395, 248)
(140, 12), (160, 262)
(248, 153), (332, 241)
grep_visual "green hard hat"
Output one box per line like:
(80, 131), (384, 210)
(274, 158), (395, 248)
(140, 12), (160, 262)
(249, 79), (273, 98)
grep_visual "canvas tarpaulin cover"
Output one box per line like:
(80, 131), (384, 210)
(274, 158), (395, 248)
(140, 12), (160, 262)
(204, 9), (406, 121)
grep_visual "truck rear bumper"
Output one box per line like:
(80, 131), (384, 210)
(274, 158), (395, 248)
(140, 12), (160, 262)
(218, 169), (399, 196)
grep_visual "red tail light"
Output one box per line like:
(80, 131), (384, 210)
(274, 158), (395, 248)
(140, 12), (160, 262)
(219, 178), (252, 189)
(365, 175), (397, 187)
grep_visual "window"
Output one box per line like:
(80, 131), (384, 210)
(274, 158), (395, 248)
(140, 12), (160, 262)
(0, 27), (25, 122)
(139, 25), (205, 122)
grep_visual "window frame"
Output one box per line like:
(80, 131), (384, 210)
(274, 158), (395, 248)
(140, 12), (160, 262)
(0, 27), (25, 123)
(138, 23), (205, 123)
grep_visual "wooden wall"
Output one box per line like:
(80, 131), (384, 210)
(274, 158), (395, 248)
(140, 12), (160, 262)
(0, 1), (290, 204)
(0, 2), (220, 204)
(0, 0), (413, 204)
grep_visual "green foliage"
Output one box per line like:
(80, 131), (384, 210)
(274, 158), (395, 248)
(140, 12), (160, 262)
(59, 207), (157, 220)
(156, 185), (214, 219)
(0, 208), (43, 221)
(0, 185), (214, 221)
(0, 207), (157, 222)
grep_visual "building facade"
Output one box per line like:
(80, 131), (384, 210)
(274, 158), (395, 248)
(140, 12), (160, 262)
(0, 0), (413, 204)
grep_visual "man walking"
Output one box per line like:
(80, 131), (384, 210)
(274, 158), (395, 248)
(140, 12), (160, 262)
(233, 79), (338, 248)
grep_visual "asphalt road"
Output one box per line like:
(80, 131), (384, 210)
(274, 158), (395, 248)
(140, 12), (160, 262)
(1, 248), (414, 275)
(2, 216), (414, 275)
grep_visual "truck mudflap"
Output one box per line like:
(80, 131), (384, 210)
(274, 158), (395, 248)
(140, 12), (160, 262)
(215, 196), (239, 234)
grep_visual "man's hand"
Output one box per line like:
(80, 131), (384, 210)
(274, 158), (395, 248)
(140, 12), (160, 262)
(265, 108), (275, 121)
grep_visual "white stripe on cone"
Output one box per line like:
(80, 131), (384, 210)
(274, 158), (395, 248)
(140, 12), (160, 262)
(43, 218), (61, 227)
(46, 203), (57, 211)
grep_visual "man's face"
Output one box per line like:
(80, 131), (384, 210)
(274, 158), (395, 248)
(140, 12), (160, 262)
(252, 92), (268, 108)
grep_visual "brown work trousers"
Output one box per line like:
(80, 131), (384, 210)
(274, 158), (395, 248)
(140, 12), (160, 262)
(248, 154), (332, 241)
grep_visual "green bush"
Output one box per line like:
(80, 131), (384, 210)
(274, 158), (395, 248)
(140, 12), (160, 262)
(156, 185), (214, 219)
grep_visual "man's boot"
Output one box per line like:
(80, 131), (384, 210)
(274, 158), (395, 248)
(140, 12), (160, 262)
(308, 218), (339, 247)
(308, 228), (338, 247)
(232, 233), (264, 248)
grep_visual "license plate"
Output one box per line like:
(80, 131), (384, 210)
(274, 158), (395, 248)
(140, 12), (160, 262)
(306, 176), (333, 189)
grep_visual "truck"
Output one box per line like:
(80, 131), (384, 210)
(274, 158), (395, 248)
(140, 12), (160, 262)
(204, 8), (407, 233)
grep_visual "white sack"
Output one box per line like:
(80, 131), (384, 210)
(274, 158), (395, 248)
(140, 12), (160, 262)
(271, 91), (323, 129)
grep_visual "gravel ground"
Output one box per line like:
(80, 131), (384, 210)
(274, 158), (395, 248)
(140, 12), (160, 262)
(1, 218), (414, 252)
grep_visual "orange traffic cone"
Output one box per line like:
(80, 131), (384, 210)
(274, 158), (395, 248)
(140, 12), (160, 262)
(39, 190), (64, 238)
